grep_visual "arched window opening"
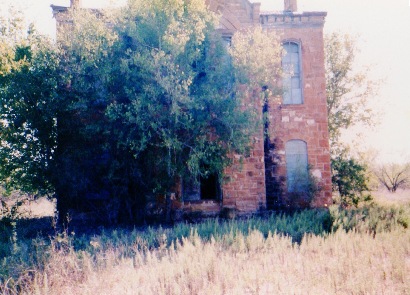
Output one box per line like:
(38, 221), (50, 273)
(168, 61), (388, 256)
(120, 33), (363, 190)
(285, 140), (308, 192)
(282, 42), (302, 104)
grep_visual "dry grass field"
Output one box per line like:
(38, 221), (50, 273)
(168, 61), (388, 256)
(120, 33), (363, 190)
(8, 228), (408, 295)
(1, 191), (409, 295)
(373, 188), (410, 205)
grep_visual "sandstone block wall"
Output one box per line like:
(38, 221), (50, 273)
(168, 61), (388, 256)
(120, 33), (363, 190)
(262, 11), (332, 208)
(222, 125), (266, 213)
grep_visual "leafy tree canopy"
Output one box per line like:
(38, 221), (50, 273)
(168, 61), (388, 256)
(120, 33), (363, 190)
(325, 32), (380, 146)
(325, 32), (380, 205)
(0, 12), (58, 197)
(0, 0), (282, 223)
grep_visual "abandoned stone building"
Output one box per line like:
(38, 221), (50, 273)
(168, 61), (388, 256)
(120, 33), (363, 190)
(52, 0), (332, 217)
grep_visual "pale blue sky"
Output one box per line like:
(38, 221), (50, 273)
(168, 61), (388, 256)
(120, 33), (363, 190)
(2, 0), (410, 163)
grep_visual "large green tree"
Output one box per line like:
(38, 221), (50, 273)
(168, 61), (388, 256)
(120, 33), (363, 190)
(1, 0), (281, 224)
(0, 12), (59, 198)
(325, 32), (379, 145)
(325, 32), (379, 205)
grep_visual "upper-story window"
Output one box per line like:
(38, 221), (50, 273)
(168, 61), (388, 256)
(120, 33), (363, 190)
(222, 35), (232, 47)
(282, 42), (302, 104)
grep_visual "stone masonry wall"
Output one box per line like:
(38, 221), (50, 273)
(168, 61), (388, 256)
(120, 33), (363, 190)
(204, 0), (267, 213)
(262, 12), (332, 208)
(181, 3), (333, 213)
(222, 105), (266, 213)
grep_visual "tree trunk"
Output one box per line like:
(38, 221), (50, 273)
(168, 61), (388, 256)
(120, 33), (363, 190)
(55, 192), (70, 227)
(165, 194), (171, 224)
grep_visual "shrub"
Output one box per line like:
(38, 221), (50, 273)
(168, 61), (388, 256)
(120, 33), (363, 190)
(329, 203), (410, 233)
(331, 155), (372, 207)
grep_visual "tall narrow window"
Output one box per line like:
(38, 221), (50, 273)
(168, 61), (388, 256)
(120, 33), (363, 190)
(282, 42), (302, 104)
(285, 140), (308, 192)
(222, 35), (232, 47)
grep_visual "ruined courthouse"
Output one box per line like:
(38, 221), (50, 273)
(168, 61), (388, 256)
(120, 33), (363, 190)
(52, 0), (332, 217)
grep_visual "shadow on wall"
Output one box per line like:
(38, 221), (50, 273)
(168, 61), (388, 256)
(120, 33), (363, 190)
(264, 137), (285, 210)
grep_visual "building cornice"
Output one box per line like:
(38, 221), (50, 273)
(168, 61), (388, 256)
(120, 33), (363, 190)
(260, 11), (327, 29)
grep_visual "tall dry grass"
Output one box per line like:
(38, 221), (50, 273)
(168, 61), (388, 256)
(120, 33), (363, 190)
(2, 228), (408, 295)
(2, 174), (410, 294)
(373, 188), (410, 205)
(1, 204), (409, 294)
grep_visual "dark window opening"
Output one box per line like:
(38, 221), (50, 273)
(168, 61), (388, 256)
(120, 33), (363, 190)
(200, 173), (220, 200)
(222, 35), (232, 47)
(182, 173), (220, 201)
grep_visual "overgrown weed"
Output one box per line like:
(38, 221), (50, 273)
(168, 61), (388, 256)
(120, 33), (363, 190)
(1, 203), (409, 294)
